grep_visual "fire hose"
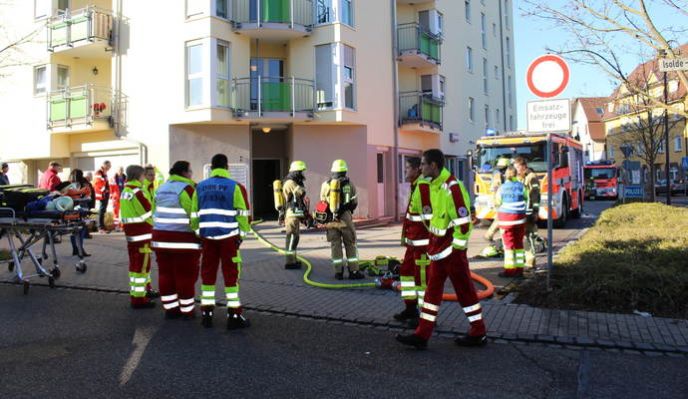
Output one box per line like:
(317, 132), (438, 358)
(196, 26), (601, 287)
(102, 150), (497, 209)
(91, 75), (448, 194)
(249, 223), (494, 300)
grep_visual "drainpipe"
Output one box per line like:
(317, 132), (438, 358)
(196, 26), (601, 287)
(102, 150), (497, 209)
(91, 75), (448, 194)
(391, 0), (400, 222)
(498, 0), (508, 131)
(114, 0), (123, 138)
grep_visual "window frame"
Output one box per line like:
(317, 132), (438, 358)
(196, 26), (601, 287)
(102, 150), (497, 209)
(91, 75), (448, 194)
(468, 97), (475, 123)
(480, 12), (487, 49)
(186, 0), (205, 18)
(34, 0), (51, 20)
(482, 57), (488, 94)
(34, 65), (47, 96)
(214, 0), (228, 19)
(186, 40), (205, 108)
(674, 135), (683, 152)
(466, 46), (473, 73)
(342, 44), (356, 110)
(214, 39), (231, 108)
(56, 64), (70, 91)
(341, 0), (354, 27)
(465, 0), (471, 23)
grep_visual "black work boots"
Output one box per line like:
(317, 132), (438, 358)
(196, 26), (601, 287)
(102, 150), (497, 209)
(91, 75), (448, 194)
(395, 334), (428, 350)
(227, 313), (251, 330)
(393, 307), (420, 328)
(348, 270), (365, 280)
(201, 309), (213, 328)
(285, 261), (302, 270)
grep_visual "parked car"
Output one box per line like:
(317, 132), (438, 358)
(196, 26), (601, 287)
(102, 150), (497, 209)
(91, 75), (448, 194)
(655, 179), (687, 196)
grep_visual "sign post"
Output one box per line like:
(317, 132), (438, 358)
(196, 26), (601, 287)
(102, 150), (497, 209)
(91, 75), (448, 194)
(526, 54), (571, 290)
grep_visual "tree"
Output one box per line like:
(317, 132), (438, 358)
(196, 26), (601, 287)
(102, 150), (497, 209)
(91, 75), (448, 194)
(605, 60), (683, 201)
(0, 1), (42, 78)
(522, 0), (688, 119)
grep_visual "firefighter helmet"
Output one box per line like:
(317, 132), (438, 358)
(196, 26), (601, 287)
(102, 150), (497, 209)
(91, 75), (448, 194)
(331, 159), (348, 173)
(289, 160), (307, 172)
(496, 157), (511, 169)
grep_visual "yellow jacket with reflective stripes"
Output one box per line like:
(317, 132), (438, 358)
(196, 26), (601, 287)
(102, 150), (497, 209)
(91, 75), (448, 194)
(426, 168), (473, 251)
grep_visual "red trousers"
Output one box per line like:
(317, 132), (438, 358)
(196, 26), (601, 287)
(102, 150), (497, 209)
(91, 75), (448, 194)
(200, 237), (242, 314)
(416, 248), (486, 340)
(399, 246), (428, 306)
(155, 250), (200, 315)
(501, 224), (525, 250)
(127, 241), (152, 305)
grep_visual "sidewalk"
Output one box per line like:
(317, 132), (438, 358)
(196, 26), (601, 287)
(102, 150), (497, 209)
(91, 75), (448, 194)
(2, 221), (687, 355)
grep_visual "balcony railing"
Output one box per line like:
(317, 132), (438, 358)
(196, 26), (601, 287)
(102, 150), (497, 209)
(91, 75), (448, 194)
(47, 85), (122, 129)
(399, 92), (444, 131)
(397, 23), (442, 64)
(232, 76), (315, 118)
(231, 0), (314, 29)
(47, 6), (113, 51)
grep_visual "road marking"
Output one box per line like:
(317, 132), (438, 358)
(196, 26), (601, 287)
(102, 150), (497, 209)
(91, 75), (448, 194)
(576, 350), (591, 399)
(119, 326), (158, 386)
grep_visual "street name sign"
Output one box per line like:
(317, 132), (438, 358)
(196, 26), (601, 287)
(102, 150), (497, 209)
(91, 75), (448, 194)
(659, 58), (688, 72)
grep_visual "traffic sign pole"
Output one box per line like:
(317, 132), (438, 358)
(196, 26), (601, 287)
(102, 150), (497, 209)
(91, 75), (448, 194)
(546, 133), (553, 291)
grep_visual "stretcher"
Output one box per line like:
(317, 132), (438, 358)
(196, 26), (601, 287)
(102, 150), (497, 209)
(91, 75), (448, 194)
(0, 206), (91, 294)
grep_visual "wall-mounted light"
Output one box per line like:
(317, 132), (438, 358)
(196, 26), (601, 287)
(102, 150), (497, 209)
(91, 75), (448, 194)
(92, 66), (99, 76)
(262, 127), (271, 134)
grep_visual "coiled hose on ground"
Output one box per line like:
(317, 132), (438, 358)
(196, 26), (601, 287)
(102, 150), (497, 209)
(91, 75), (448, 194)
(250, 224), (495, 300)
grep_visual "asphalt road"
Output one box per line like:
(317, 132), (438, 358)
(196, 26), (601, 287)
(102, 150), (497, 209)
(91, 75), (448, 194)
(1, 286), (686, 399)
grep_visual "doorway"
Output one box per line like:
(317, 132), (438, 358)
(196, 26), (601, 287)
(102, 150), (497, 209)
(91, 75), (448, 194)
(252, 159), (281, 220)
(377, 152), (386, 217)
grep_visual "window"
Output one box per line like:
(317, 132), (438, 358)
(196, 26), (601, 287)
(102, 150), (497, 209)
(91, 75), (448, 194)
(56, 65), (69, 90)
(495, 108), (501, 128)
(482, 58), (488, 94)
(609, 145), (615, 159)
(494, 65), (499, 79)
(658, 139), (665, 153)
(505, 37), (511, 65)
(317, 0), (333, 24)
(343, 44), (355, 109)
(186, 0), (204, 18)
(57, 0), (70, 14)
(466, 47), (473, 72)
(509, 115), (514, 130)
(669, 80), (679, 93)
(421, 74), (444, 100)
(492, 22), (497, 37)
(675, 135), (683, 152)
(419, 10), (442, 36)
(34, 0), (50, 19)
(341, 0), (353, 26)
(484, 104), (490, 128)
(315, 44), (334, 109)
(216, 41), (230, 107)
(481, 13), (487, 49)
(377, 153), (384, 183)
(215, 0), (228, 18)
(34, 65), (47, 95)
(465, 0), (471, 22)
(507, 75), (512, 108)
(468, 97), (475, 122)
(186, 42), (204, 107)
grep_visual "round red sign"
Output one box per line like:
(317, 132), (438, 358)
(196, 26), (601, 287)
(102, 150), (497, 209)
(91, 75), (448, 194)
(526, 54), (570, 98)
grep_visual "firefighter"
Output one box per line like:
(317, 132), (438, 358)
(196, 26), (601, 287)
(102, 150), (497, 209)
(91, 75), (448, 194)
(513, 156), (541, 267)
(393, 157), (431, 328)
(120, 165), (157, 309)
(396, 149), (487, 349)
(282, 160), (308, 270)
(481, 156), (511, 258)
(496, 166), (529, 278)
(320, 159), (364, 280)
(151, 161), (201, 319)
(192, 154), (251, 329)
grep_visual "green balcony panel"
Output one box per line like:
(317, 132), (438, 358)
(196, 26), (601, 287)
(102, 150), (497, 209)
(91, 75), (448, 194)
(49, 96), (68, 122)
(420, 99), (441, 125)
(262, 0), (290, 23)
(69, 94), (89, 119)
(70, 16), (90, 42)
(50, 23), (68, 47)
(419, 32), (439, 60)
(262, 82), (291, 111)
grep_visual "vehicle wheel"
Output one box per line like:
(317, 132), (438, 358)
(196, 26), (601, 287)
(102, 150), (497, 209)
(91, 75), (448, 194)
(76, 263), (87, 273)
(23, 280), (30, 295)
(48, 276), (55, 288)
(8, 262), (14, 272)
(571, 191), (583, 219)
(554, 196), (568, 228)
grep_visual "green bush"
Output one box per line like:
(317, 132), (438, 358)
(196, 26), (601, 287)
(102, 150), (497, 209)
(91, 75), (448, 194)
(516, 203), (688, 319)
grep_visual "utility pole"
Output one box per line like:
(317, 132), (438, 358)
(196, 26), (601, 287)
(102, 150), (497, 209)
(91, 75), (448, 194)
(659, 49), (671, 205)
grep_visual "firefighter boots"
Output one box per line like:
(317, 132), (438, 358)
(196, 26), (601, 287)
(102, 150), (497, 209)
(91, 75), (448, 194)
(395, 333), (428, 350)
(201, 309), (213, 328)
(227, 313), (250, 330)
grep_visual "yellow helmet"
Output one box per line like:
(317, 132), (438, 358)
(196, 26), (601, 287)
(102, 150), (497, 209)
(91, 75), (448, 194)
(289, 160), (307, 172)
(496, 157), (510, 169)
(331, 159), (348, 173)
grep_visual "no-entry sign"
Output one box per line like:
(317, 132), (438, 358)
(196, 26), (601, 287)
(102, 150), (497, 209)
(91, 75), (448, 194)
(526, 54), (570, 98)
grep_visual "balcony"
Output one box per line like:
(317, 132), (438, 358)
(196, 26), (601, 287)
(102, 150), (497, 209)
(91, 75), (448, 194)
(47, 6), (113, 56)
(231, 76), (315, 120)
(47, 85), (124, 132)
(397, 23), (441, 68)
(231, 0), (314, 40)
(399, 92), (443, 133)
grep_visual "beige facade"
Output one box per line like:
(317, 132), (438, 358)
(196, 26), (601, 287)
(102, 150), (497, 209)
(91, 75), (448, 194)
(0, 0), (515, 220)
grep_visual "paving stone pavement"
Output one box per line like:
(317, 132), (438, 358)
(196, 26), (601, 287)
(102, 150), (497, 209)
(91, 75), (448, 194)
(2, 222), (687, 355)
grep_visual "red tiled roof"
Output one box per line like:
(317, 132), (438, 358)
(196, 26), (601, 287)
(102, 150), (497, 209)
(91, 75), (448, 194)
(576, 97), (609, 122)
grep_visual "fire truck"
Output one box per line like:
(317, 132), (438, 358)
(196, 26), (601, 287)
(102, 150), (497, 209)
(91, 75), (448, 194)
(472, 132), (584, 228)
(584, 161), (619, 200)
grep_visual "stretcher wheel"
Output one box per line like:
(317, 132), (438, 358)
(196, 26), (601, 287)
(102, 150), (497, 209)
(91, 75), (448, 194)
(23, 280), (30, 295)
(8, 262), (13, 272)
(48, 276), (55, 288)
(76, 263), (87, 273)
(51, 267), (61, 279)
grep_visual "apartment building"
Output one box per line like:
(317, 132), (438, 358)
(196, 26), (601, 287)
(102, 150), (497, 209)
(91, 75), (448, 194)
(0, 0), (516, 220)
